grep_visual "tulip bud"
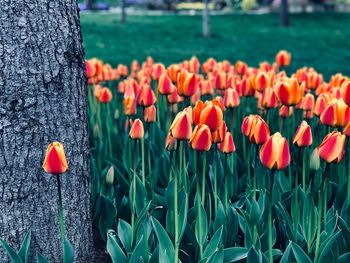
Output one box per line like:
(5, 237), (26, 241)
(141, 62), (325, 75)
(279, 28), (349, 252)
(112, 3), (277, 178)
(144, 105), (156, 123)
(293, 120), (312, 147)
(129, 119), (144, 139)
(260, 132), (290, 170)
(169, 111), (192, 140)
(165, 133), (177, 152)
(114, 109), (120, 120)
(167, 87), (184, 104)
(309, 148), (320, 171)
(93, 124), (100, 139)
(189, 124), (212, 151)
(177, 70), (197, 97)
(106, 166), (114, 185)
(199, 103), (223, 132)
(218, 132), (236, 154)
(42, 142), (68, 175)
(235, 60), (248, 75)
(85, 60), (96, 79)
(344, 122), (350, 137)
(97, 87), (113, 103)
(275, 50), (291, 67)
(314, 94), (328, 116)
(318, 131), (346, 163)
(320, 99), (350, 127)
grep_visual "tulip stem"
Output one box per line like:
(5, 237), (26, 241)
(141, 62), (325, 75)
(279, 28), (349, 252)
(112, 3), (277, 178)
(141, 137), (145, 185)
(106, 104), (113, 159)
(314, 189), (322, 262)
(302, 150), (306, 191)
(201, 152), (206, 206)
(268, 170), (275, 263)
(224, 154), (228, 209)
(131, 140), (137, 245)
(253, 144), (259, 199)
(213, 147), (218, 215)
(56, 174), (65, 248)
(323, 165), (330, 225)
(174, 150), (179, 263)
(347, 139), (350, 203)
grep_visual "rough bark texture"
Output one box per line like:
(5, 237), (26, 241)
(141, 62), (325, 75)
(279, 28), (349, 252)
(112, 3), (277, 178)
(202, 0), (210, 37)
(0, 1), (93, 262)
(280, 0), (289, 27)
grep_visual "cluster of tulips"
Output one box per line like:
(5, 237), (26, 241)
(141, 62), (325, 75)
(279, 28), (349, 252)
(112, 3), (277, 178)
(85, 50), (350, 263)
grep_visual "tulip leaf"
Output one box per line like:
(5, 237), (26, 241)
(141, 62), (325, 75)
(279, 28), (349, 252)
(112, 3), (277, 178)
(37, 252), (50, 263)
(63, 235), (74, 263)
(0, 238), (22, 263)
(18, 230), (31, 263)
(203, 226), (224, 259)
(206, 245), (224, 263)
(247, 247), (262, 263)
(177, 192), (188, 243)
(280, 242), (292, 263)
(291, 242), (312, 263)
(129, 234), (149, 263)
(317, 230), (341, 263)
(223, 247), (249, 262)
(195, 194), (208, 248)
(106, 230), (127, 263)
(338, 252), (350, 263)
(150, 216), (174, 263)
(118, 219), (132, 253)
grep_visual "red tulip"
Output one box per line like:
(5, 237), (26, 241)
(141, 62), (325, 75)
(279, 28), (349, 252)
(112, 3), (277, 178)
(189, 124), (212, 151)
(129, 119), (144, 139)
(218, 132), (236, 154)
(293, 121), (313, 147)
(42, 142), (68, 175)
(275, 50), (291, 67)
(136, 83), (157, 107)
(144, 105), (156, 123)
(97, 87), (113, 103)
(241, 115), (270, 145)
(318, 131), (346, 163)
(199, 103), (223, 132)
(169, 111), (192, 140)
(224, 88), (240, 108)
(158, 73), (175, 95)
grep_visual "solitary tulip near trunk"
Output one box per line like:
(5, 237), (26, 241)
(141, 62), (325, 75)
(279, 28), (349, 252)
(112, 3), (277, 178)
(260, 132), (290, 170)
(97, 87), (113, 103)
(42, 142), (68, 175)
(189, 124), (212, 151)
(293, 121), (313, 147)
(318, 131), (345, 163)
(129, 119), (144, 140)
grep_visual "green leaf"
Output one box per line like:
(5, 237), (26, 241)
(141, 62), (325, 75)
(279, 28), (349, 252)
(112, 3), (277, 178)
(129, 234), (149, 263)
(291, 242), (312, 263)
(338, 252), (350, 263)
(223, 247), (249, 262)
(317, 230), (341, 263)
(63, 235), (74, 263)
(247, 247), (261, 263)
(203, 226), (224, 259)
(117, 219), (132, 253)
(195, 195), (208, 248)
(37, 252), (50, 263)
(150, 216), (174, 263)
(177, 192), (188, 243)
(206, 246), (224, 263)
(18, 230), (31, 263)
(280, 242), (292, 263)
(106, 230), (127, 263)
(0, 238), (22, 263)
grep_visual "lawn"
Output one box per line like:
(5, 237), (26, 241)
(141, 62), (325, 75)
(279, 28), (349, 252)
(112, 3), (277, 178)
(81, 12), (350, 80)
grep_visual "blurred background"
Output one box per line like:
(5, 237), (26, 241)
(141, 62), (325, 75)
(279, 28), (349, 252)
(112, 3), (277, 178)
(79, 0), (350, 79)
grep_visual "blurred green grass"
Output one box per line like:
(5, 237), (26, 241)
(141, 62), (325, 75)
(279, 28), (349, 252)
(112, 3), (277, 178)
(81, 13), (350, 79)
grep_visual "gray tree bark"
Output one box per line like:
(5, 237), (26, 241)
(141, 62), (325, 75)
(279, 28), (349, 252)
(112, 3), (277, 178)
(203, 0), (210, 37)
(85, 0), (95, 10)
(0, 1), (93, 262)
(280, 0), (289, 27)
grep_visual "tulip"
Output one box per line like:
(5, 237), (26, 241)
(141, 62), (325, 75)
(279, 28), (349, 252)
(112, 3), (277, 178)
(106, 166), (114, 185)
(341, 80), (350, 107)
(199, 103), (223, 132)
(85, 60), (96, 79)
(254, 72), (271, 92)
(241, 115), (270, 145)
(211, 96), (226, 112)
(93, 124), (100, 139)
(224, 88), (240, 108)
(169, 111), (192, 140)
(344, 122), (350, 137)
(320, 99), (350, 127)
(129, 119), (144, 139)
(212, 121), (227, 143)
(237, 77), (255, 97)
(275, 77), (304, 106)
(235, 60), (248, 75)
(177, 70), (197, 97)
(152, 63), (165, 81)
(42, 142), (68, 175)
(167, 64), (181, 82)
(260, 132), (290, 170)
(302, 93), (315, 112)
(314, 94), (328, 116)
(193, 100), (205, 125)
(123, 97), (137, 116)
(309, 148), (320, 171)
(165, 133), (177, 152)
(261, 87), (279, 109)
(158, 73), (175, 95)
(144, 105), (156, 123)
(293, 120), (313, 147)
(189, 124), (212, 151)
(279, 105), (294, 117)
(218, 132), (235, 154)
(318, 131), (345, 163)
(275, 50), (291, 67)
(97, 87), (113, 103)
(136, 83), (157, 107)
(214, 71), (227, 90)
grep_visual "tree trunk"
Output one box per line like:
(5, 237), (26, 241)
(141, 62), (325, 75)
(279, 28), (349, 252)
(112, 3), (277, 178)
(121, 0), (126, 23)
(203, 0), (210, 37)
(86, 0), (95, 10)
(0, 1), (94, 262)
(280, 0), (289, 27)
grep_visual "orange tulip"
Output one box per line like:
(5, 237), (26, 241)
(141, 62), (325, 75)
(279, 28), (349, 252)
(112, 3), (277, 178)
(341, 80), (350, 107)
(169, 111), (192, 140)
(254, 72), (271, 92)
(193, 100), (205, 125)
(237, 77), (255, 97)
(279, 105), (294, 117)
(275, 50), (291, 67)
(318, 131), (346, 163)
(259, 61), (272, 72)
(343, 122), (350, 137)
(320, 99), (350, 127)
(293, 121), (312, 147)
(144, 105), (156, 123)
(241, 115), (270, 145)
(158, 73), (175, 95)
(211, 96), (225, 112)
(214, 71), (227, 90)
(177, 70), (197, 97)
(218, 132), (236, 154)
(131, 60), (140, 72)
(261, 87), (279, 109)
(212, 121), (227, 143)
(129, 119), (144, 139)
(123, 97), (137, 116)
(167, 64), (181, 83)
(235, 60), (248, 75)
(199, 80), (214, 95)
(260, 132), (290, 170)
(97, 87), (113, 103)
(42, 142), (68, 175)
(224, 88), (240, 108)
(189, 124), (212, 151)
(165, 133), (177, 152)
(85, 60), (96, 79)
(167, 87), (184, 104)
(275, 77), (304, 106)
(301, 93), (315, 112)
(199, 103), (223, 132)
(152, 63), (165, 81)
(314, 94), (329, 116)
(136, 83), (157, 107)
